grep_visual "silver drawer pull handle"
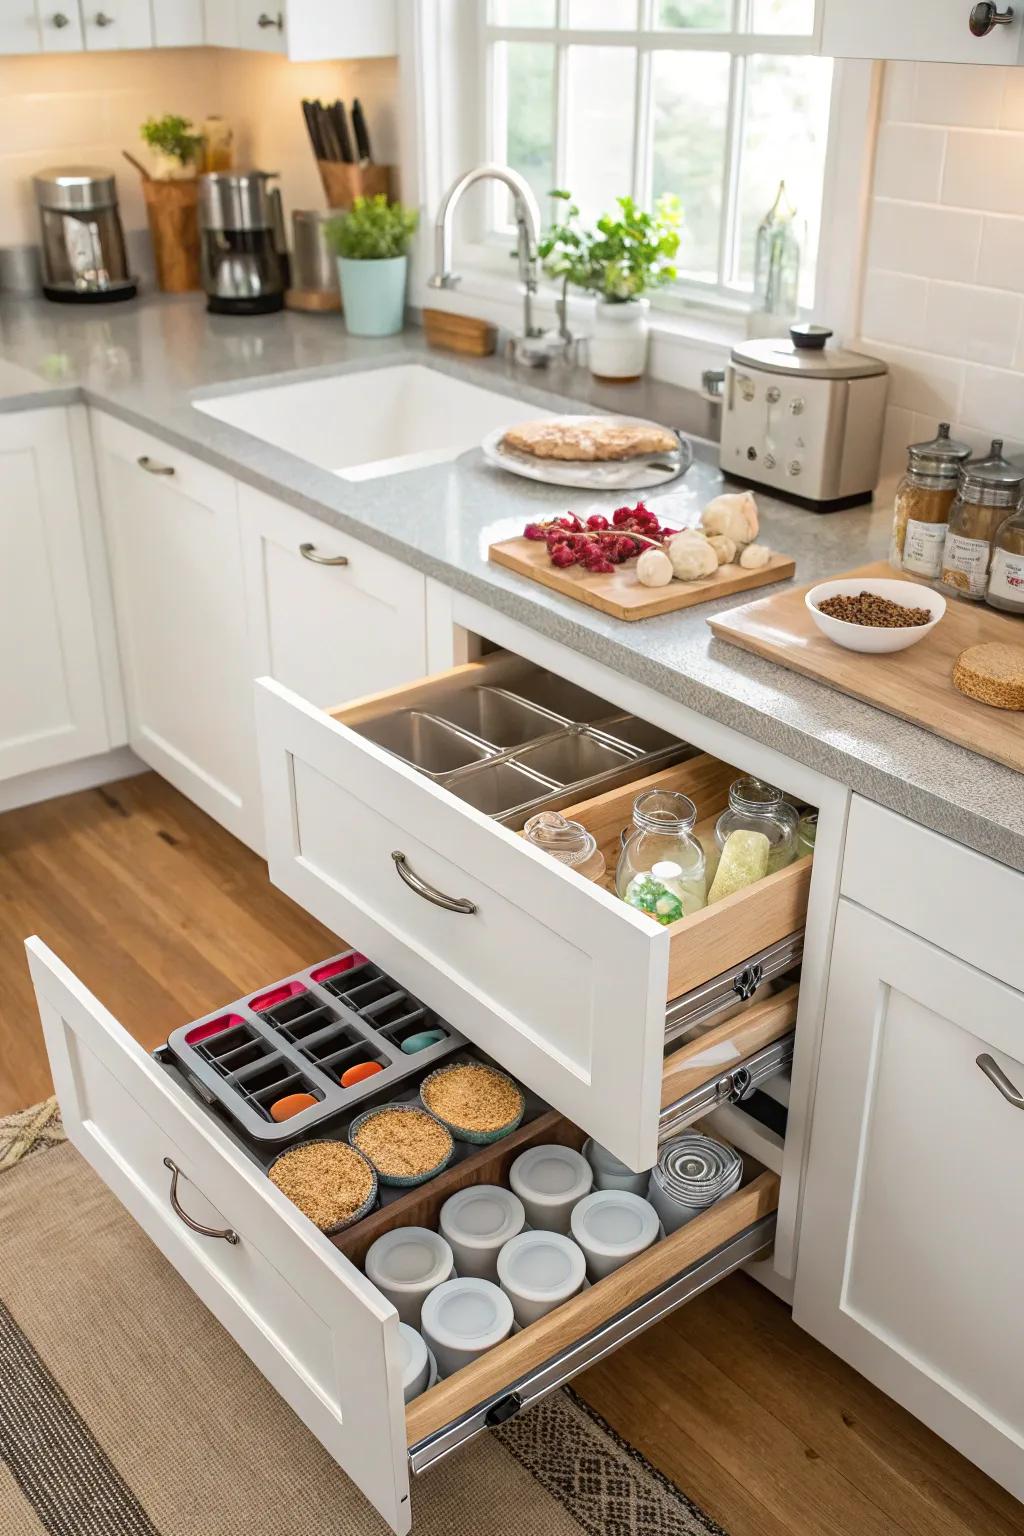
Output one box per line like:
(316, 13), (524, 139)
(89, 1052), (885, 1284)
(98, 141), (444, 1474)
(976, 1054), (1024, 1109)
(391, 850), (477, 914)
(137, 454), (175, 476)
(163, 1157), (239, 1243)
(299, 542), (348, 566)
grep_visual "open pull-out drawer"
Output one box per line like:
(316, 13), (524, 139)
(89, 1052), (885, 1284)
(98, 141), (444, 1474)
(256, 654), (812, 1171)
(30, 938), (779, 1536)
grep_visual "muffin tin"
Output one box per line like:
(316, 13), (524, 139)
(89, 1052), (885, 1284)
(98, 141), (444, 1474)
(351, 673), (693, 827)
(165, 950), (466, 1143)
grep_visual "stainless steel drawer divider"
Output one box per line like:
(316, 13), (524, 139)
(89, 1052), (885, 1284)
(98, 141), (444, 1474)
(407, 1213), (776, 1474)
(663, 933), (803, 1047)
(658, 1035), (796, 1143)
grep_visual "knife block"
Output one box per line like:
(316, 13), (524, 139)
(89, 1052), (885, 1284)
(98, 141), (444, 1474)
(318, 161), (393, 209)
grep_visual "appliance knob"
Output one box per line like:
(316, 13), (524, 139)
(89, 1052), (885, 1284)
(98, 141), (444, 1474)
(746, 446), (758, 462)
(738, 375), (755, 402)
(969, 2), (1015, 36)
(763, 452), (777, 470)
(765, 385), (781, 404)
(788, 460), (802, 477)
(789, 397), (805, 416)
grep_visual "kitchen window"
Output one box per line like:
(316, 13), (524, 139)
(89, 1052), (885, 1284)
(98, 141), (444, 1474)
(477, 0), (834, 314)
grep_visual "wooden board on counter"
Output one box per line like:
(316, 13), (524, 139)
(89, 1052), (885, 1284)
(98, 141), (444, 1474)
(489, 536), (795, 621)
(709, 560), (1024, 774)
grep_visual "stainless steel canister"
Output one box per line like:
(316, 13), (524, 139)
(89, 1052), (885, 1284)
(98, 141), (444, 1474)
(291, 209), (339, 298)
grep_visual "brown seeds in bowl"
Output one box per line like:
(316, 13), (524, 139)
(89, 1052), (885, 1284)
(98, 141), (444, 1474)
(423, 1063), (524, 1134)
(269, 1140), (374, 1231)
(352, 1106), (453, 1179)
(816, 591), (933, 628)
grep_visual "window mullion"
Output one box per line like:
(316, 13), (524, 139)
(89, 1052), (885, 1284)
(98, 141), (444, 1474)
(630, 44), (652, 205)
(715, 52), (743, 291)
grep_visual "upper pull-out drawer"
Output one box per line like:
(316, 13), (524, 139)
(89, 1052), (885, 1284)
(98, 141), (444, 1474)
(255, 656), (812, 1171)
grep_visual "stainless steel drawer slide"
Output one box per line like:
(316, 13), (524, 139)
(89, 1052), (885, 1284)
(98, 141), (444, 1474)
(659, 1035), (794, 1143)
(663, 933), (803, 1046)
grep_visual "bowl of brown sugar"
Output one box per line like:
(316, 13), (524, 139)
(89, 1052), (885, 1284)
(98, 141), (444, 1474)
(806, 578), (945, 654)
(420, 1062), (526, 1145)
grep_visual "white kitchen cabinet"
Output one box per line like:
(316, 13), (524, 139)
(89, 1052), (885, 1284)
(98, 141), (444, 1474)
(81, 0), (153, 48)
(794, 898), (1024, 1500)
(211, 0), (396, 60)
(92, 414), (262, 851)
(39, 2), (85, 49)
(0, 408), (111, 781)
(239, 486), (427, 710)
(151, 0), (204, 46)
(820, 0), (1024, 63)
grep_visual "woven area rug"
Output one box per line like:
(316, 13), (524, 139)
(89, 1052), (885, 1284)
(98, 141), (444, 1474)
(0, 1100), (726, 1536)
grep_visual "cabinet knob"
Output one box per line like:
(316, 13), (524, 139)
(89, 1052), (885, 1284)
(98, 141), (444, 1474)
(969, 2), (1014, 35)
(52, 11), (70, 24)
(299, 541), (348, 566)
(257, 10), (283, 27)
(93, 9), (114, 23)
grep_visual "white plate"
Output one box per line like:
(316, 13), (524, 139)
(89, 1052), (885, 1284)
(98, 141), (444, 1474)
(481, 415), (693, 491)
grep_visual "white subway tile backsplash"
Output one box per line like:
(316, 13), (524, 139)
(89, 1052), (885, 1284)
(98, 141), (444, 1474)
(977, 215), (1024, 292)
(874, 123), (946, 202)
(912, 63), (1008, 130)
(867, 199), (981, 282)
(861, 271), (931, 351)
(942, 129), (1024, 215)
(858, 340), (964, 418)
(1000, 70), (1024, 131)
(961, 363), (1024, 437)
(877, 404), (916, 492)
(925, 280), (1022, 368)
(880, 61), (916, 125)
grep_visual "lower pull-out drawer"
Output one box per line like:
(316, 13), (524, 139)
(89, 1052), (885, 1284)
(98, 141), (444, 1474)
(256, 652), (812, 1171)
(29, 937), (779, 1536)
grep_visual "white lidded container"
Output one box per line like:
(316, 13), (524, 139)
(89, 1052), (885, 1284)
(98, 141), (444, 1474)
(582, 1137), (651, 1196)
(497, 1230), (587, 1327)
(570, 1189), (660, 1281)
(439, 1185), (526, 1282)
(420, 1277), (514, 1379)
(396, 1321), (433, 1403)
(509, 1144), (593, 1235)
(719, 325), (888, 511)
(364, 1226), (454, 1328)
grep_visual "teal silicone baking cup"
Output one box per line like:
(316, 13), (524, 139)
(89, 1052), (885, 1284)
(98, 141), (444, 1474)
(267, 1138), (379, 1236)
(348, 1102), (455, 1187)
(419, 1062), (526, 1145)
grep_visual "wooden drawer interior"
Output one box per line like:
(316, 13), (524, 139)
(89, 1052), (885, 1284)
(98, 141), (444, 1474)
(332, 1108), (779, 1449)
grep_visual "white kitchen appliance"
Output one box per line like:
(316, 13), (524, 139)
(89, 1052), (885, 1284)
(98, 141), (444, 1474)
(719, 324), (888, 512)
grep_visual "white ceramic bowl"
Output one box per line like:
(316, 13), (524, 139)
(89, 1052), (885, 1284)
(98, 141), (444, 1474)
(582, 1137), (651, 1196)
(570, 1189), (661, 1281)
(509, 1144), (593, 1235)
(364, 1227), (455, 1328)
(805, 578), (945, 654)
(397, 1321), (431, 1403)
(439, 1185), (526, 1282)
(497, 1230), (587, 1327)
(420, 1277), (514, 1379)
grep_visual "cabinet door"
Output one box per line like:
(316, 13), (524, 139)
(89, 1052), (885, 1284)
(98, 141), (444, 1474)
(235, 0), (285, 52)
(794, 900), (1024, 1499)
(283, 0), (396, 61)
(0, 409), (110, 780)
(38, 2), (85, 50)
(0, 5), (41, 51)
(94, 415), (261, 850)
(151, 0), (204, 44)
(82, 0), (152, 48)
(820, 0), (1023, 62)
(202, 0), (236, 44)
(240, 486), (427, 710)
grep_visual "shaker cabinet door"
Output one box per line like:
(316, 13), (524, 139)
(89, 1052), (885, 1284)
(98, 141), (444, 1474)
(820, 0), (1024, 62)
(81, 0), (153, 47)
(794, 900), (1024, 1500)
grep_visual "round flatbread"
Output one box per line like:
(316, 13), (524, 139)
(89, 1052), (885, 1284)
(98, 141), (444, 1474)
(501, 417), (678, 463)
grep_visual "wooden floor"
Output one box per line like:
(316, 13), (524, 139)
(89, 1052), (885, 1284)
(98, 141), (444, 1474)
(1, 772), (1020, 1536)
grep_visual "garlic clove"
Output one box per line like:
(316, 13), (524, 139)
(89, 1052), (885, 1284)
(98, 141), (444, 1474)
(738, 542), (772, 570)
(636, 547), (674, 587)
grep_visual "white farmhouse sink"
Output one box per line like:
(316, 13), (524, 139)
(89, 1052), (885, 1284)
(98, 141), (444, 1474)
(193, 362), (551, 481)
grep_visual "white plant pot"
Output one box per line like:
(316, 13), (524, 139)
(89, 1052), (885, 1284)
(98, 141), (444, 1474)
(589, 297), (650, 382)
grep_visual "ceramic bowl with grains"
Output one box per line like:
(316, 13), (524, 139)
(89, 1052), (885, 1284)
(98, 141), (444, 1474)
(268, 1139), (378, 1234)
(805, 578), (945, 655)
(420, 1062), (526, 1145)
(349, 1102), (455, 1187)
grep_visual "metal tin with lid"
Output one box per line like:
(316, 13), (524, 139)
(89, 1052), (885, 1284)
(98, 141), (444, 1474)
(33, 166), (119, 213)
(906, 421), (972, 487)
(942, 439), (1024, 601)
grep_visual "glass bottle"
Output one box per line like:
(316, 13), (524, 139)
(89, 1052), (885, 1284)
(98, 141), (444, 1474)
(616, 789), (706, 925)
(941, 441), (1024, 602)
(987, 500), (1024, 614)
(714, 778), (799, 874)
(888, 421), (972, 577)
(523, 810), (606, 883)
(201, 115), (234, 174)
(752, 181), (801, 326)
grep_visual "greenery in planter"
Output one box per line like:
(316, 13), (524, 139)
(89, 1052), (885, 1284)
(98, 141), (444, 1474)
(140, 114), (203, 169)
(325, 196), (419, 261)
(538, 191), (682, 303)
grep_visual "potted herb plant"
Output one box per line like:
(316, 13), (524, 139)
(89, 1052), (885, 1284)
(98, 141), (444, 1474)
(140, 113), (202, 181)
(325, 195), (419, 338)
(134, 114), (204, 292)
(539, 192), (682, 381)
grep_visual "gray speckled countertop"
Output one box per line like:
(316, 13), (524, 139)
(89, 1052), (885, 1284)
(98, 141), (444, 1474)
(2, 291), (1021, 873)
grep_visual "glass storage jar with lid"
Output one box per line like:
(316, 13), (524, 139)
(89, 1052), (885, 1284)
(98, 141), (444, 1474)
(941, 440), (1024, 601)
(714, 778), (799, 874)
(523, 810), (606, 883)
(987, 500), (1024, 614)
(616, 789), (706, 925)
(888, 421), (972, 577)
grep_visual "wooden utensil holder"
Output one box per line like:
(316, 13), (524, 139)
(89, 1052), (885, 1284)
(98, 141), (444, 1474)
(142, 178), (201, 293)
(318, 161), (393, 210)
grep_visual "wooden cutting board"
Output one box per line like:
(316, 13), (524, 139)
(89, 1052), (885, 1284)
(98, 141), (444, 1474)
(488, 537), (795, 621)
(708, 560), (1024, 774)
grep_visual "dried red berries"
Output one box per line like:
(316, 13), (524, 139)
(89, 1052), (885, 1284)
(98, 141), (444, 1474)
(521, 502), (669, 572)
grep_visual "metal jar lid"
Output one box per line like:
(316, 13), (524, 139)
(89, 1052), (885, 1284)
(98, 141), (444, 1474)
(957, 438), (1024, 507)
(907, 421), (972, 481)
(33, 166), (119, 212)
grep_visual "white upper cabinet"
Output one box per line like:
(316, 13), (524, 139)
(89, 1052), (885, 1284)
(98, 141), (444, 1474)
(203, 0), (396, 60)
(81, 0), (153, 48)
(39, 2), (86, 51)
(820, 0), (1024, 63)
(151, 0), (204, 46)
(0, 6), (40, 53)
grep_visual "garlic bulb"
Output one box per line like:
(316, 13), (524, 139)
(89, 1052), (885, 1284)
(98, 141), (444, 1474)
(636, 548), (674, 587)
(701, 491), (759, 546)
(666, 532), (718, 581)
(707, 534), (737, 566)
(738, 542), (772, 570)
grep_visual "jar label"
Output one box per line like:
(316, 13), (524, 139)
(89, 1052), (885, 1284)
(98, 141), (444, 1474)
(902, 518), (948, 577)
(942, 533), (990, 598)
(988, 547), (1024, 607)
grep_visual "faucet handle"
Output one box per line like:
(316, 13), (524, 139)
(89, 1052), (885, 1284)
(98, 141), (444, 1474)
(428, 272), (460, 291)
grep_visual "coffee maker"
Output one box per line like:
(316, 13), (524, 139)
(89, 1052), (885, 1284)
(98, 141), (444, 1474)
(33, 167), (137, 303)
(198, 172), (287, 315)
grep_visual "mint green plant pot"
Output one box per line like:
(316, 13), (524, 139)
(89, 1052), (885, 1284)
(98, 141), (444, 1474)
(338, 254), (408, 337)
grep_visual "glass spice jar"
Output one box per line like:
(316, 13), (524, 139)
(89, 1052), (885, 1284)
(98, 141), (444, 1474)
(889, 422), (972, 578)
(941, 441), (1024, 602)
(523, 810), (606, 883)
(714, 778), (799, 875)
(616, 789), (707, 924)
(987, 500), (1024, 615)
